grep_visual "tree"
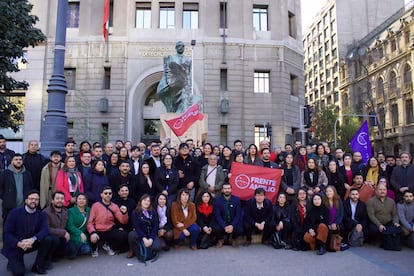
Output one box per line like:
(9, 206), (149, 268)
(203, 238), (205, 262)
(312, 105), (338, 146)
(337, 114), (361, 152)
(0, 0), (46, 132)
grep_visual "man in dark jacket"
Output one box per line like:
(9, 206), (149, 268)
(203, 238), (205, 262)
(174, 143), (200, 200)
(243, 188), (275, 246)
(2, 190), (54, 275)
(343, 188), (368, 243)
(391, 152), (414, 202)
(213, 183), (243, 247)
(22, 140), (47, 190)
(0, 153), (33, 221)
(0, 134), (15, 174)
(43, 191), (77, 262)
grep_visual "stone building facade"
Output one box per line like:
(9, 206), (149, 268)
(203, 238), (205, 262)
(7, 0), (304, 149)
(339, 6), (414, 156)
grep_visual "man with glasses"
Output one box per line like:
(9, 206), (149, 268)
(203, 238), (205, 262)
(2, 190), (54, 275)
(87, 186), (129, 257)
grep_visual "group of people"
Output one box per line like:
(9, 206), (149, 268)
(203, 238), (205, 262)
(1, 134), (414, 275)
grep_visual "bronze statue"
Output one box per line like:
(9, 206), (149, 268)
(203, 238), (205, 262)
(157, 41), (201, 113)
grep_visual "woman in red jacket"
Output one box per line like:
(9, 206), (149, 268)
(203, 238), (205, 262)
(56, 156), (84, 207)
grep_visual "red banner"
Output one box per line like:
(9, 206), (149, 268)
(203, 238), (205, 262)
(103, 0), (110, 41)
(165, 103), (204, 137)
(229, 162), (282, 203)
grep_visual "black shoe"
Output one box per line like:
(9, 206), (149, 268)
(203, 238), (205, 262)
(317, 246), (326, 255)
(243, 240), (251, 247)
(31, 264), (47, 274)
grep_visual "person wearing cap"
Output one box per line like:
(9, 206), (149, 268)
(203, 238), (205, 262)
(174, 143), (200, 201)
(0, 134), (15, 174)
(40, 150), (64, 209)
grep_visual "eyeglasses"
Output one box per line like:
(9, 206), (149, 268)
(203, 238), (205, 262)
(103, 192), (112, 195)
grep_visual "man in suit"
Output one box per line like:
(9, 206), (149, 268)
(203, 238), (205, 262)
(391, 152), (414, 202)
(343, 188), (368, 244)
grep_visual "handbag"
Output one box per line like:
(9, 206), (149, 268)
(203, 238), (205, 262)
(271, 231), (284, 249)
(329, 233), (343, 251)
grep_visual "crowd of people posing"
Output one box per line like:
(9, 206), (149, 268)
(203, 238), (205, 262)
(1, 135), (414, 276)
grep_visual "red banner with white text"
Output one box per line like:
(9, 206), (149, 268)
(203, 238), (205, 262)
(165, 103), (204, 137)
(229, 162), (282, 203)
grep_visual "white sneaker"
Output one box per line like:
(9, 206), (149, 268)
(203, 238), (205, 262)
(102, 243), (115, 256)
(91, 248), (99, 258)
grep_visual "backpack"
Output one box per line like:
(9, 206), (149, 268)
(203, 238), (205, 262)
(381, 225), (402, 251)
(136, 240), (158, 265)
(348, 228), (364, 247)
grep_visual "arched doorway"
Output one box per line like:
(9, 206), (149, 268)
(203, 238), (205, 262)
(141, 86), (166, 145)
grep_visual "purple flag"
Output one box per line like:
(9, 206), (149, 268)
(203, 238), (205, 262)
(349, 120), (372, 163)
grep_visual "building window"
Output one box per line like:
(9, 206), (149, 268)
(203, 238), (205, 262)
(325, 41), (330, 51)
(136, 2), (151, 28)
(220, 1), (227, 28)
(378, 47), (384, 59)
(183, 3), (199, 29)
(334, 91), (339, 102)
(64, 68), (76, 90)
(343, 93), (349, 108)
(334, 77), (338, 88)
(390, 39), (397, 52)
(406, 100), (414, 124)
(315, 89), (319, 99)
(104, 67), (111, 89)
(404, 65), (412, 84)
(220, 69), (228, 91)
(290, 74), (298, 96)
(100, 123), (109, 145)
(331, 33), (337, 44)
(254, 125), (266, 147)
(391, 103), (398, 126)
(389, 71), (397, 90)
(220, 125), (228, 146)
(67, 1), (80, 28)
(159, 3), (175, 29)
(109, 0), (114, 27)
(254, 71), (270, 93)
(377, 78), (384, 94)
(253, 6), (268, 31)
(404, 30), (410, 45)
(288, 11), (296, 38)
(332, 48), (337, 58)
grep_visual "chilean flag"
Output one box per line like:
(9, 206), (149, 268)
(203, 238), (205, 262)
(165, 104), (204, 137)
(103, 0), (110, 41)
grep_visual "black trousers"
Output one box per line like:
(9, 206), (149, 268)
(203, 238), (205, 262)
(212, 223), (243, 240)
(243, 220), (275, 242)
(48, 234), (78, 260)
(92, 229), (129, 253)
(7, 236), (54, 276)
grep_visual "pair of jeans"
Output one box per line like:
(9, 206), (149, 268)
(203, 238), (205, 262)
(179, 223), (200, 246)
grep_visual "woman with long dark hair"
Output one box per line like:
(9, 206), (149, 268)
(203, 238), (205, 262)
(155, 193), (173, 250)
(56, 156), (84, 207)
(281, 153), (301, 205)
(195, 190), (215, 249)
(293, 146), (307, 172)
(137, 162), (156, 200)
(107, 152), (120, 177)
(128, 194), (162, 258)
(326, 160), (346, 200)
(301, 158), (328, 197)
(84, 160), (109, 206)
(155, 154), (179, 205)
(244, 144), (262, 165)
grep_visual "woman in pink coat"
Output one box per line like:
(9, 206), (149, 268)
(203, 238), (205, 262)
(56, 156), (84, 207)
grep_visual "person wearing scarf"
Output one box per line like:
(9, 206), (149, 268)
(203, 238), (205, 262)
(56, 156), (84, 207)
(302, 158), (328, 197)
(155, 193), (173, 251)
(196, 190), (214, 249)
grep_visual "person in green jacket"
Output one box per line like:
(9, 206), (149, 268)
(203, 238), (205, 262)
(67, 193), (91, 257)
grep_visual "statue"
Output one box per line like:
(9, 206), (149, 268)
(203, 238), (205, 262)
(157, 41), (201, 113)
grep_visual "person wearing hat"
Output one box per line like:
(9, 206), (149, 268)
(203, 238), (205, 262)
(173, 143), (200, 201)
(0, 134), (15, 174)
(40, 151), (64, 209)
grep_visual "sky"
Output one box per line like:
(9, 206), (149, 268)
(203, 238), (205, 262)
(300, 0), (412, 33)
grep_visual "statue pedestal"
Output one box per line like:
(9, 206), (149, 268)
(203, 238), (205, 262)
(160, 113), (208, 148)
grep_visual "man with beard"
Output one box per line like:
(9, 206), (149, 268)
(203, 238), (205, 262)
(385, 155), (396, 187)
(77, 151), (92, 183)
(0, 153), (33, 221)
(112, 184), (136, 231)
(343, 188), (368, 245)
(261, 148), (279, 168)
(43, 192), (77, 262)
(87, 186), (129, 257)
(109, 161), (137, 200)
(397, 190), (414, 248)
(0, 134), (15, 174)
(61, 140), (76, 164)
(213, 183), (243, 248)
(40, 151), (64, 209)
(22, 140), (47, 190)
(174, 143), (200, 200)
(144, 144), (162, 177)
(2, 190), (54, 275)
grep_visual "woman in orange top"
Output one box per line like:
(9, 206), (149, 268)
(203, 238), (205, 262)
(171, 189), (200, 250)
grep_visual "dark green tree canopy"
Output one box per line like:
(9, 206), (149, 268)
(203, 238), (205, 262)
(0, 0), (46, 132)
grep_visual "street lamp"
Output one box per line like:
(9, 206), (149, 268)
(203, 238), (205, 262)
(40, 0), (68, 156)
(191, 39), (196, 96)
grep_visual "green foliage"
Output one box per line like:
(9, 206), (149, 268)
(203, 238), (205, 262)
(312, 106), (338, 146)
(0, 0), (46, 132)
(337, 115), (361, 152)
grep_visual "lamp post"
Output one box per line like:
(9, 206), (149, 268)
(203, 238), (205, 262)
(40, 0), (68, 156)
(191, 39), (196, 96)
